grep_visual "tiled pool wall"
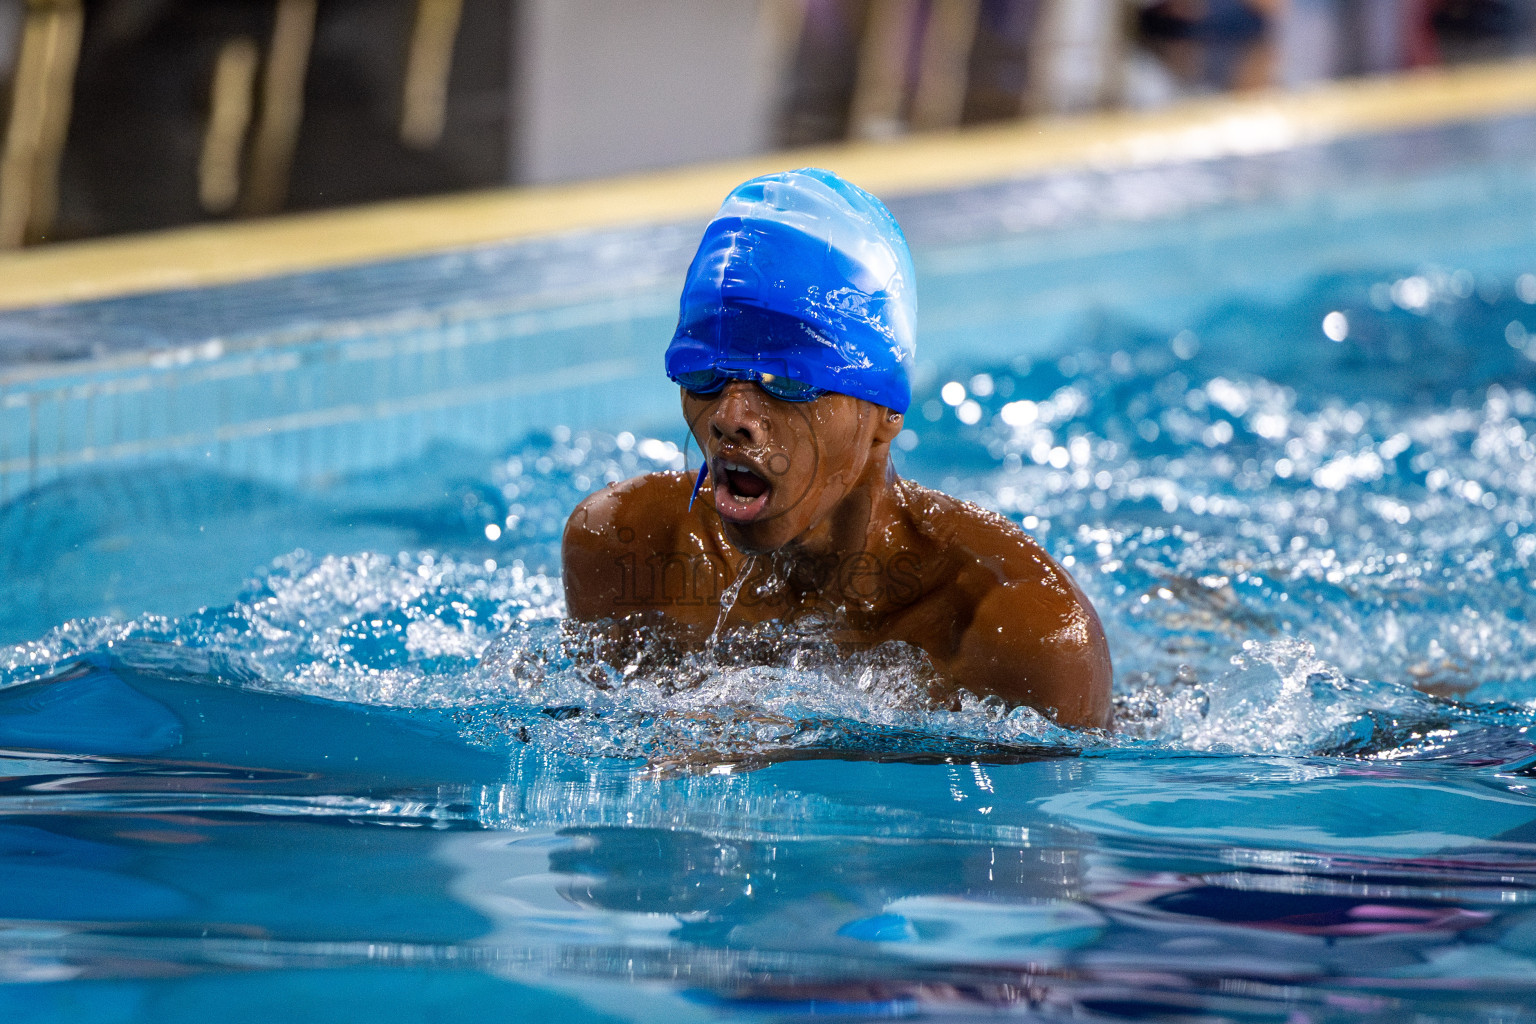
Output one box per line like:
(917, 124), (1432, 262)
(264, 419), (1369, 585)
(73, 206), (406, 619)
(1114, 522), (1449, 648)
(0, 291), (677, 502)
(0, 226), (704, 501)
(4, 114), (1536, 504)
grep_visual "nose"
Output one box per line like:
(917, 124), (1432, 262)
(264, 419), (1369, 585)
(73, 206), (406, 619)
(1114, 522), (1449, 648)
(710, 380), (768, 446)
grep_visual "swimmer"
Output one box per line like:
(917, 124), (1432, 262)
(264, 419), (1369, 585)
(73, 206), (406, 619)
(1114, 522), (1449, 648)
(562, 168), (1111, 728)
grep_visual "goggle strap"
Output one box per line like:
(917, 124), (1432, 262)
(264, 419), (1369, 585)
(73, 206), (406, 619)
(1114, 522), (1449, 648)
(687, 463), (709, 510)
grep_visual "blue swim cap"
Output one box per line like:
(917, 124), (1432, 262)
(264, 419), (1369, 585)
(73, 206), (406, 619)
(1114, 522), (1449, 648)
(665, 168), (916, 413)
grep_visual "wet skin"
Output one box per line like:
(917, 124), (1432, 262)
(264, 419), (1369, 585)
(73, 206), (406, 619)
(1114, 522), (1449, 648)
(562, 381), (1112, 729)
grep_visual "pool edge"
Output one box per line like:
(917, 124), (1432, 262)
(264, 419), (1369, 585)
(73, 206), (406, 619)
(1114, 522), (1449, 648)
(3, 58), (1536, 312)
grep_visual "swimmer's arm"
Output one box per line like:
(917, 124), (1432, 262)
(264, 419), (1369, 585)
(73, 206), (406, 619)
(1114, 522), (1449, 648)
(955, 581), (1112, 730)
(561, 489), (630, 620)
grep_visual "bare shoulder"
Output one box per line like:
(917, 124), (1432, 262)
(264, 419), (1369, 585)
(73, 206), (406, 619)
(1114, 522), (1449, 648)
(899, 480), (1112, 727)
(563, 470), (692, 551)
(562, 471), (693, 619)
(899, 480), (1064, 585)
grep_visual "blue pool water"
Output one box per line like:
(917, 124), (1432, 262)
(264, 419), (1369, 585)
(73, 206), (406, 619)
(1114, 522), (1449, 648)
(8, 119), (1536, 1021)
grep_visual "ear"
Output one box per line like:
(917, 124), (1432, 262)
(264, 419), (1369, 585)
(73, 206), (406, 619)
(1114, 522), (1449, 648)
(873, 408), (903, 445)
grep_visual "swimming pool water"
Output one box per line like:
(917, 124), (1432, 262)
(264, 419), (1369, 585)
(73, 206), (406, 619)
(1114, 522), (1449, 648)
(8, 121), (1536, 1021)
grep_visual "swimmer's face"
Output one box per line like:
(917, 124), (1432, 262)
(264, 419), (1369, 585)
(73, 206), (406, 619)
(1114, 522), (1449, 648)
(682, 380), (902, 554)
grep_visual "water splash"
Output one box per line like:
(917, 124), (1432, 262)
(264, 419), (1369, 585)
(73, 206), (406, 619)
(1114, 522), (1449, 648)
(708, 555), (756, 653)
(902, 266), (1536, 709)
(1, 547), (1526, 771)
(7, 268), (1536, 769)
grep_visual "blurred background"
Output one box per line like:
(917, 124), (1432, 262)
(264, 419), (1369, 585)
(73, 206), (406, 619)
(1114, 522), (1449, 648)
(0, 0), (1533, 248)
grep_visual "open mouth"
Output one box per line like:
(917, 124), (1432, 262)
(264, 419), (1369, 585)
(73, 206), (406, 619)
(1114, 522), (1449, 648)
(713, 458), (773, 523)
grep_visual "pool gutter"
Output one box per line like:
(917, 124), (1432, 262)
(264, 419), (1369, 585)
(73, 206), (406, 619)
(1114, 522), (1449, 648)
(3, 58), (1536, 312)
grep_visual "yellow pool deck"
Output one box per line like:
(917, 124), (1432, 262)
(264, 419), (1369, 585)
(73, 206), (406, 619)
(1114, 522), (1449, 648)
(3, 59), (1536, 312)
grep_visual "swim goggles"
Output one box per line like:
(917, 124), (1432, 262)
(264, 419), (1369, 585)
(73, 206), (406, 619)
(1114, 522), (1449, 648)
(671, 367), (827, 402)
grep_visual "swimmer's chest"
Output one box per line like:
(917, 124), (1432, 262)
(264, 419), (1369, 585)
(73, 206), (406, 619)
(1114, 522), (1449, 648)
(618, 542), (978, 660)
